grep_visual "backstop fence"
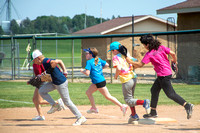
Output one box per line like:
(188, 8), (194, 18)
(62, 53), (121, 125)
(0, 29), (200, 84)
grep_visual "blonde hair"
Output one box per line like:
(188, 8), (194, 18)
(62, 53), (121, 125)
(90, 47), (98, 66)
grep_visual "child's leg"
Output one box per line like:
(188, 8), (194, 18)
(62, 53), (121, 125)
(98, 86), (122, 107)
(150, 78), (162, 109)
(39, 82), (57, 106)
(33, 88), (43, 116)
(56, 80), (82, 118)
(86, 84), (98, 109)
(160, 75), (186, 106)
(122, 78), (138, 107)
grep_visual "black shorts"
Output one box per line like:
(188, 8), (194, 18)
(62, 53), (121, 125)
(95, 80), (106, 88)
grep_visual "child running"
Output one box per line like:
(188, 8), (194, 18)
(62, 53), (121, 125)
(32, 49), (87, 125)
(120, 34), (194, 119)
(80, 47), (128, 116)
(29, 54), (66, 121)
(108, 41), (150, 123)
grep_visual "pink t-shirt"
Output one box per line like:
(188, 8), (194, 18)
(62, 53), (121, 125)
(142, 45), (172, 77)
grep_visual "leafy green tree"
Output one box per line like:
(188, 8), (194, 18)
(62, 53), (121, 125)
(10, 19), (20, 35)
(0, 26), (4, 35)
(72, 14), (85, 32)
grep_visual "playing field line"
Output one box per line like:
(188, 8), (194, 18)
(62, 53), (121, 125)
(0, 99), (33, 104)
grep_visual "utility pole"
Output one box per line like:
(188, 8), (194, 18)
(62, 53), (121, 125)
(84, 5), (87, 29)
(7, 0), (11, 21)
(100, 0), (102, 23)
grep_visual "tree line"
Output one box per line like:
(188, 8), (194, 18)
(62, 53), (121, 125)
(0, 14), (120, 35)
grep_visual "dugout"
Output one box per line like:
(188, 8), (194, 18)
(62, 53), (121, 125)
(157, 0), (200, 83)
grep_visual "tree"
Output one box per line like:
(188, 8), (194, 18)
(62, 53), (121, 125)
(0, 26), (4, 35)
(10, 19), (20, 35)
(72, 14), (85, 32)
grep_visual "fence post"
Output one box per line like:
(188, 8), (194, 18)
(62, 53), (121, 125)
(72, 39), (74, 83)
(11, 36), (14, 80)
(110, 38), (113, 83)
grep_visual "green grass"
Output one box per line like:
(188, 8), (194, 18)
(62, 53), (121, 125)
(0, 81), (199, 108)
(1, 39), (82, 68)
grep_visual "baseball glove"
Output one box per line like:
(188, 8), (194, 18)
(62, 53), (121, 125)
(41, 72), (52, 82)
(171, 62), (178, 72)
(27, 76), (42, 88)
(118, 45), (128, 57)
(40, 66), (54, 82)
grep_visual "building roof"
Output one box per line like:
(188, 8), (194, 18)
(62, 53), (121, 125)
(73, 15), (176, 35)
(157, 0), (200, 14)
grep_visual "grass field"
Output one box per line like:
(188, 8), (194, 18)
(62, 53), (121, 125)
(0, 81), (199, 108)
(1, 39), (82, 68)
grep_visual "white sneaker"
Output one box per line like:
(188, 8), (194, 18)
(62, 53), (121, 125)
(32, 116), (45, 121)
(47, 104), (62, 114)
(121, 104), (128, 116)
(73, 116), (87, 126)
(87, 108), (99, 114)
(57, 98), (67, 110)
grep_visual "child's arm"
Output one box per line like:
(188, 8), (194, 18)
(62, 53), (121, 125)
(103, 62), (109, 69)
(50, 59), (67, 73)
(80, 69), (90, 76)
(169, 50), (177, 63)
(126, 57), (145, 68)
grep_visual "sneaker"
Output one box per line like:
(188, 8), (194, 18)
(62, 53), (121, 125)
(143, 113), (158, 118)
(47, 104), (62, 114)
(185, 103), (194, 119)
(87, 108), (99, 114)
(57, 98), (67, 110)
(128, 114), (139, 124)
(72, 116), (87, 126)
(32, 116), (45, 121)
(143, 99), (150, 114)
(121, 104), (128, 116)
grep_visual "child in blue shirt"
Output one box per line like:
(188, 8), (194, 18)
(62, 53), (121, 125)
(80, 47), (128, 116)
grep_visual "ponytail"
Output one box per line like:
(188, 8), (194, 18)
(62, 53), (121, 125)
(95, 56), (99, 66)
(89, 47), (99, 66)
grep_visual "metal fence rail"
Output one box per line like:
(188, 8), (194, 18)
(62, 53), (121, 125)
(0, 29), (200, 83)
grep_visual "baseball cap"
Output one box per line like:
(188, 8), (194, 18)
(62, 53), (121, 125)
(83, 48), (91, 53)
(32, 49), (42, 60)
(108, 41), (121, 52)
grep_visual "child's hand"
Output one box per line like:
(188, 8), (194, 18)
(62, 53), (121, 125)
(80, 68), (84, 73)
(63, 72), (68, 77)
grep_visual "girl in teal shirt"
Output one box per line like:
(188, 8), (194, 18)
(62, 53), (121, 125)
(80, 47), (128, 116)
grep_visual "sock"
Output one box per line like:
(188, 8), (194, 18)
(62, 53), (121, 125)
(130, 106), (136, 116)
(136, 100), (144, 105)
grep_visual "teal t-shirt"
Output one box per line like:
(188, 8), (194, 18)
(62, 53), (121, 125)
(85, 58), (106, 84)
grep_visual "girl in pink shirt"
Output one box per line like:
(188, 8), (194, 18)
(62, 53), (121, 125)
(120, 34), (193, 119)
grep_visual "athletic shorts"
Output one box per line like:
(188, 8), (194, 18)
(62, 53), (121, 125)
(95, 80), (106, 88)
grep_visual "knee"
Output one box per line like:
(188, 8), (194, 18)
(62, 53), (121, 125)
(124, 99), (134, 107)
(166, 93), (176, 99)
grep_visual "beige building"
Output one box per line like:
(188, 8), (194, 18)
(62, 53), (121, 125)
(74, 15), (176, 67)
(157, 0), (200, 82)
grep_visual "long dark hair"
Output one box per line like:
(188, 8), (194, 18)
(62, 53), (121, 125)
(140, 34), (161, 52)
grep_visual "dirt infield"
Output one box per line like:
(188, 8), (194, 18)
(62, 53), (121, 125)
(0, 105), (199, 133)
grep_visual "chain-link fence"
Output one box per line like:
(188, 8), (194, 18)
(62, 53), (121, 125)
(0, 29), (200, 84)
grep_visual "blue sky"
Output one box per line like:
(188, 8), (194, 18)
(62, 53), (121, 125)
(0, 0), (185, 22)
